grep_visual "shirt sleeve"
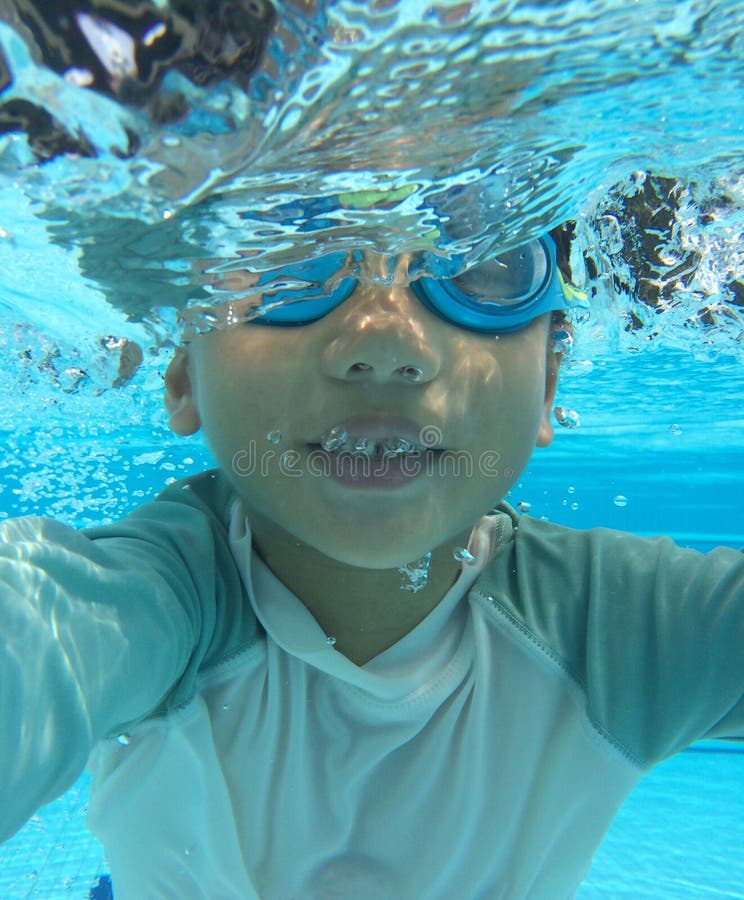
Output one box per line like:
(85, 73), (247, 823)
(0, 478), (252, 843)
(482, 514), (744, 767)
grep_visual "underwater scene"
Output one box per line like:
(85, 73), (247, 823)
(0, 1), (742, 897)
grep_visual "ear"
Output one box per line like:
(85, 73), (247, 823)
(164, 349), (201, 436)
(535, 322), (566, 448)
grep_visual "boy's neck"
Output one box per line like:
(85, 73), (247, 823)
(247, 513), (471, 666)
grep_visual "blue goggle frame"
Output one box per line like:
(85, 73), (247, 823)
(242, 237), (584, 334)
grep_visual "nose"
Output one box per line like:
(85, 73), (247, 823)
(319, 280), (442, 385)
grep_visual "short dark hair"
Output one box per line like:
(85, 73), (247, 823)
(549, 222), (575, 286)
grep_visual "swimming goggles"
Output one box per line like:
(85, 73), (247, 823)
(243, 237), (586, 334)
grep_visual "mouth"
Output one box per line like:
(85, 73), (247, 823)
(306, 416), (446, 489)
(310, 415), (443, 454)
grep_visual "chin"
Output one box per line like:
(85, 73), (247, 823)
(319, 539), (436, 571)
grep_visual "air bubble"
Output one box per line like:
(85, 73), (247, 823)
(517, 501), (532, 513)
(115, 733), (131, 746)
(613, 495), (628, 508)
(384, 437), (413, 454)
(59, 367), (89, 393)
(567, 486), (575, 494)
(598, 214), (624, 255)
(320, 424), (348, 452)
(266, 429), (283, 445)
(397, 552), (432, 592)
(453, 547), (476, 565)
(571, 502), (579, 510)
(326, 635), (337, 646)
(551, 329), (573, 354)
(669, 423), (682, 435)
(554, 407), (581, 428)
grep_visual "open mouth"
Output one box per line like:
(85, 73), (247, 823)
(307, 420), (445, 488)
(315, 434), (433, 458)
(313, 417), (443, 452)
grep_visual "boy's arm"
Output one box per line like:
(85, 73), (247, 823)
(0, 493), (242, 842)
(552, 526), (743, 762)
(485, 514), (744, 766)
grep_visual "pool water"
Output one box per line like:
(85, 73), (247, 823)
(0, 0), (743, 897)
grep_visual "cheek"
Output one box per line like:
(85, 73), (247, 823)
(484, 321), (548, 386)
(191, 342), (255, 440)
(192, 334), (301, 454)
(475, 335), (549, 451)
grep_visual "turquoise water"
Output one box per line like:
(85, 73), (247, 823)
(0, 0), (743, 896)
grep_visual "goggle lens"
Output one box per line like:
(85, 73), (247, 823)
(450, 243), (550, 306)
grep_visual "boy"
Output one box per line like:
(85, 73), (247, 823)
(1, 231), (742, 899)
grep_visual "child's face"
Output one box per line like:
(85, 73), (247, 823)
(165, 263), (560, 568)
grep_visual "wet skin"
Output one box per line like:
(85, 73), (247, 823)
(165, 264), (561, 664)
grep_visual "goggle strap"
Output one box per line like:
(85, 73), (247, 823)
(557, 271), (590, 308)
